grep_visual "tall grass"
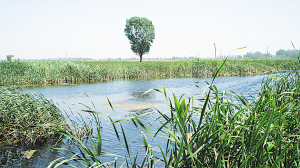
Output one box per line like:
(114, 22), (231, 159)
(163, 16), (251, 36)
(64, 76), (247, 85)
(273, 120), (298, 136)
(143, 72), (300, 167)
(44, 57), (300, 167)
(0, 87), (65, 144)
(0, 59), (298, 85)
(0, 86), (106, 166)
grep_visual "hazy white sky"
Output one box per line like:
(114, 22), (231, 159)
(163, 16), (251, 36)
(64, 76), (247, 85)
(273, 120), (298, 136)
(1, 0), (300, 60)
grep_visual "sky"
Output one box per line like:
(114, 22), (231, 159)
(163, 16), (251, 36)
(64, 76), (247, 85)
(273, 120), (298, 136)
(1, 0), (300, 60)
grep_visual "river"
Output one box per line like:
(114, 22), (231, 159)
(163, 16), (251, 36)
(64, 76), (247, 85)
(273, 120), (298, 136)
(1, 74), (274, 167)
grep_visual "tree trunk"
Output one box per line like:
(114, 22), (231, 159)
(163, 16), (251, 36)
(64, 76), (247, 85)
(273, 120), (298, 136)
(139, 54), (143, 62)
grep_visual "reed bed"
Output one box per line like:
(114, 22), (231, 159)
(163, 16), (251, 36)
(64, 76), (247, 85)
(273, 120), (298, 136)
(0, 86), (100, 166)
(0, 87), (65, 144)
(0, 59), (298, 85)
(45, 58), (300, 167)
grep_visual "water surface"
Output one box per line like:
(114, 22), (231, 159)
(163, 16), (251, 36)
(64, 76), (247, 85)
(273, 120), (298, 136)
(2, 74), (274, 167)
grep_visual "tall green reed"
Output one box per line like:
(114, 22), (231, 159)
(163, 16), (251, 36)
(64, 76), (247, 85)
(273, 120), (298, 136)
(43, 50), (299, 167)
(0, 59), (298, 86)
(126, 58), (300, 167)
(0, 87), (65, 144)
(112, 54), (299, 167)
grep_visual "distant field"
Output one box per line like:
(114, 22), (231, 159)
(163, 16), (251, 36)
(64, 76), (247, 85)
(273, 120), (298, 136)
(0, 59), (298, 85)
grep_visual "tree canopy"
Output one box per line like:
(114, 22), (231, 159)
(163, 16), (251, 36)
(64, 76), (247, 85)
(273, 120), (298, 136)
(124, 17), (155, 62)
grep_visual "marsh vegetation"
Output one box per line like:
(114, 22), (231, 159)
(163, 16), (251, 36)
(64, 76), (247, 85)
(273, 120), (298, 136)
(1, 58), (299, 167)
(42, 60), (300, 167)
(0, 87), (65, 144)
(0, 59), (298, 85)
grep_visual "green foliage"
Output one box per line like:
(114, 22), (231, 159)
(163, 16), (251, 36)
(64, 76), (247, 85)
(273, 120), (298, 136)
(127, 62), (300, 167)
(6, 55), (14, 62)
(244, 51), (269, 59)
(44, 112), (120, 168)
(0, 87), (65, 144)
(0, 59), (298, 86)
(124, 16), (155, 62)
(45, 57), (300, 167)
(242, 48), (299, 60)
(276, 49), (300, 59)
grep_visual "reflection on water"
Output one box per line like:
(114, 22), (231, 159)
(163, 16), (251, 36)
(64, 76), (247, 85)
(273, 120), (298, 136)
(130, 90), (156, 100)
(2, 74), (275, 167)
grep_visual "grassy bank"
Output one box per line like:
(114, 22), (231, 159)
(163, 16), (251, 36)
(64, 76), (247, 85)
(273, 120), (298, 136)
(0, 87), (65, 144)
(0, 59), (298, 85)
(45, 61), (300, 167)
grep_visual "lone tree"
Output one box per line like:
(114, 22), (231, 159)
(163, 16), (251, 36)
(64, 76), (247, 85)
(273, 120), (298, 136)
(124, 16), (155, 62)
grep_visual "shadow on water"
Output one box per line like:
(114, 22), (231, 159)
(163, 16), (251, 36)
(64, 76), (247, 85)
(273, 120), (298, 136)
(0, 138), (70, 168)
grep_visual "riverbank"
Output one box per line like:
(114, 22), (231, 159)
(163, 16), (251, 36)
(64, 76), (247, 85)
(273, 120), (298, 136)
(0, 59), (298, 85)
(0, 87), (65, 144)
(1, 59), (299, 167)
(45, 68), (300, 167)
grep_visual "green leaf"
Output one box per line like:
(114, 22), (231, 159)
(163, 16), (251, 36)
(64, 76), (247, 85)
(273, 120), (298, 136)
(174, 138), (184, 168)
(112, 116), (135, 123)
(80, 110), (105, 115)
(107, 96), (115, 114)
(96, 128), (102, 156)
